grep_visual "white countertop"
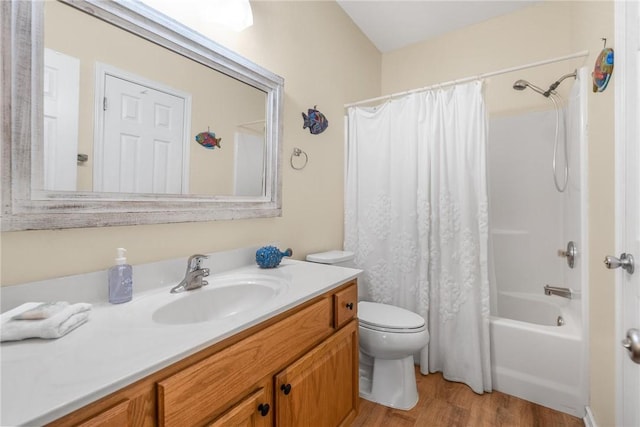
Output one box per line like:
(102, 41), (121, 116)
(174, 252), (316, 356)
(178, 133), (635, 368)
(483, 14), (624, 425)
(0, 257), (360, 426)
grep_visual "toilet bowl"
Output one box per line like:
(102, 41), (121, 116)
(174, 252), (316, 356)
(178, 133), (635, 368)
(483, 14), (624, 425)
(358, 301), (429, 409)
(306, 250), (429, 410)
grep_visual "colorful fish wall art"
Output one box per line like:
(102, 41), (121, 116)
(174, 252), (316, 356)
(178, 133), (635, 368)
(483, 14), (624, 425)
(195, 131), (221, 149)
(592, 47), (614, 93)
(302, 106), (329, 135)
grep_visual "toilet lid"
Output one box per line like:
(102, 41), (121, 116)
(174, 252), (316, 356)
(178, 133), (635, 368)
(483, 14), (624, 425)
(358, 301), (425, 330)
(306, 250), (354, 264)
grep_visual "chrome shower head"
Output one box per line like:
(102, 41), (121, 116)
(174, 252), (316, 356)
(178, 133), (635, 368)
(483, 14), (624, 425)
(512, 79), (548, 96)
(513, 80), (529, 91)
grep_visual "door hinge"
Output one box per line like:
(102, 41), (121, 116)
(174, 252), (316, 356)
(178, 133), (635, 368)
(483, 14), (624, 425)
(103, 97), (108, 111)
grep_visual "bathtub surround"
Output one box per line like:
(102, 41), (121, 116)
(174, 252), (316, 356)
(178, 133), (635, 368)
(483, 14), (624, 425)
(487, 68), (588, 417)
(345, 81), (491, 394)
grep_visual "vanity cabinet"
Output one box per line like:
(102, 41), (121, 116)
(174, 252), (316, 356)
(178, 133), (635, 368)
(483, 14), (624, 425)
(47, 280), (358, 427)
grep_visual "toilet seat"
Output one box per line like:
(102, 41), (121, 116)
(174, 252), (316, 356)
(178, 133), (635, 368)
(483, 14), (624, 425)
(358, 302), (426, 333)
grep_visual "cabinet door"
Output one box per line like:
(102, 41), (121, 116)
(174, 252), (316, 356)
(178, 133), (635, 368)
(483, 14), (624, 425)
(207, 386), (272, 427)
(275, 320), (358, 427)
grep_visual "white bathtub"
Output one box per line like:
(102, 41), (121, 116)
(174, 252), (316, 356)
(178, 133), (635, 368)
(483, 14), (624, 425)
(490, 291), (586, 417)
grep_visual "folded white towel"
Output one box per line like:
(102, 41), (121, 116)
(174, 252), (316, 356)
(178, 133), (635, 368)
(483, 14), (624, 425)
(1, 302), (92, 342)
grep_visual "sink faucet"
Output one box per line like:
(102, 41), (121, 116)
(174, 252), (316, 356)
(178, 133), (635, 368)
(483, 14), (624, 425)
(170, 254), (210, 293)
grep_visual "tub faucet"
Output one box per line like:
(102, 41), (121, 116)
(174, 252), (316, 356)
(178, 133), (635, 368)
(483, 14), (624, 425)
(544, 285), (572, 299)
(170, 254), (210, 293)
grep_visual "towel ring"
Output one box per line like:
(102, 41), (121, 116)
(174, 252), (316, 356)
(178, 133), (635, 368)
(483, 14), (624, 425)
(290, 147), (308, 170)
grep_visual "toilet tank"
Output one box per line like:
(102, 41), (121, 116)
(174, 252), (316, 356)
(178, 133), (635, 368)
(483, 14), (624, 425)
(306, 250), (355, 268)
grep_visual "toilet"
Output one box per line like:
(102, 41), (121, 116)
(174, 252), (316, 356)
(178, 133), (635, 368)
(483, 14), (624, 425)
(306, 250), (429, 410)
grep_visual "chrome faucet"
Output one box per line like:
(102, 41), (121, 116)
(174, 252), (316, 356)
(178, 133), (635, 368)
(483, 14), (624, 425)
(544, 285), (572, 299)
(170, 254), (210, 293)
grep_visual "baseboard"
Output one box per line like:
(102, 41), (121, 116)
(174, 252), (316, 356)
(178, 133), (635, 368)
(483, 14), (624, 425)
(583, 406), (598, 427)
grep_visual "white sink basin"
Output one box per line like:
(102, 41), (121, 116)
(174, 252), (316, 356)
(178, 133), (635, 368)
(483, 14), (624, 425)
(152, 274), (287, 325)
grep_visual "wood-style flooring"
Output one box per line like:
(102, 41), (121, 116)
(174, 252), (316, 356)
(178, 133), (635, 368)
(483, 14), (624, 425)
(351, 369), (584, 427)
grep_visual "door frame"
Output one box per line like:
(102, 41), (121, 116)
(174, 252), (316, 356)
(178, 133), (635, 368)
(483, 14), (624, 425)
(93, 62), (192, 193)
(614, 1), (639, 425)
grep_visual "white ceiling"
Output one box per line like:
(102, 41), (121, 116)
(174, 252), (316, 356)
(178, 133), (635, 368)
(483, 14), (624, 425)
(336, 0), (540, 53)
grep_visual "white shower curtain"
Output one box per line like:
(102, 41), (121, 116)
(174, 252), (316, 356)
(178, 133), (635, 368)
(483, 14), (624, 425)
(345, 81), (492, 393)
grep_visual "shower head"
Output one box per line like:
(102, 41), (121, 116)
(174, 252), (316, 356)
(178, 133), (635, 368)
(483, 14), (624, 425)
(513, 70), (578, 98)
(512, 79), (547, 96)
(513, 80), (528, 91)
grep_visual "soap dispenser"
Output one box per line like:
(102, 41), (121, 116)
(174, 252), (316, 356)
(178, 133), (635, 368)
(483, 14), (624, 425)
(108, 248), (133, 304)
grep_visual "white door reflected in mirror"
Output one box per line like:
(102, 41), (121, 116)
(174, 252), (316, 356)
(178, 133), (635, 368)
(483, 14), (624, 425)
(43, 48), (80, 192)
(96, 71), (189, 194)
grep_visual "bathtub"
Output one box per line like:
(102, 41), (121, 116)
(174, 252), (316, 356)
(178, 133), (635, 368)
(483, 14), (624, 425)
(490, 291), (586, 417)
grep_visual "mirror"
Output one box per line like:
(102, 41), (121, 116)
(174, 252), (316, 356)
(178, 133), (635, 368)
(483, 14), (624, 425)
(43, 1), (267, 196)
(1, 0), (284, 230)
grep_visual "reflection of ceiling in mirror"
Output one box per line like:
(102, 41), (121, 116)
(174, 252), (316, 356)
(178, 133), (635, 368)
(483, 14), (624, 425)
(44, 1), (266, 197)
(140, 0), (253, 32)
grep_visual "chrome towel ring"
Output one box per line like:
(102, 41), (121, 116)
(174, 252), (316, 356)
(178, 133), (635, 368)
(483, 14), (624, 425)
(290, 147), (308, 170)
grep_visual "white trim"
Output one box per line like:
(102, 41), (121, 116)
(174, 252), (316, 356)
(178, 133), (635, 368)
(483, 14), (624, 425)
(93, 62), (192, 194)
(614, 0), (640, 426)
(344, 50), (589, 108)
(577, 65), (591, 419)
(584, 406), (598, 427)
(614, 1), (627, 425)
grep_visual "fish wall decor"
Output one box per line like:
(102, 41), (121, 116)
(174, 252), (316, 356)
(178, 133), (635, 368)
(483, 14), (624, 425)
(302, 106), (329, 135)
(592, 40), (614, 93)
(195, 130), (222, 149)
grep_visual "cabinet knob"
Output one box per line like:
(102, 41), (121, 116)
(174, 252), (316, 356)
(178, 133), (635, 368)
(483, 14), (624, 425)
(257, 403), (270, 416)
(345, 302), (354, 310)
(280, 383), (292, 395)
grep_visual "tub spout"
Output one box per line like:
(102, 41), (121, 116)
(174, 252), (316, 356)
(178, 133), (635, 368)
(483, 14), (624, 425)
(544, 285), (572, 299)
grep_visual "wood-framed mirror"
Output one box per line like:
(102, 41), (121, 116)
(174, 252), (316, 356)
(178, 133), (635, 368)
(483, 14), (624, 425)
(1, 0), (284, 231)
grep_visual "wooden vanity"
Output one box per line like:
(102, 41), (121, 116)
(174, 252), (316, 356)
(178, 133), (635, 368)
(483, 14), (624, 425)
(46, 280), (359, 427)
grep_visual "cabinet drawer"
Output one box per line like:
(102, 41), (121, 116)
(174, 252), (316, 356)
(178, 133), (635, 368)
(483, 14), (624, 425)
(75, 400), (130, 427)
(334, 282), (357, 328)
(157, 298), (332, 427)
(207, 381), (272, 427)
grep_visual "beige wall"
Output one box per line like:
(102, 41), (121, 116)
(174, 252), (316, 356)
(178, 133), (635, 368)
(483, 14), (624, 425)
(1, 1), (381, 284)
(381, 1), (615, 425)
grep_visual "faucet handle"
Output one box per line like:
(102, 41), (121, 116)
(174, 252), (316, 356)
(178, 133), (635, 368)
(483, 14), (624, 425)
(187, 254), (209, 270)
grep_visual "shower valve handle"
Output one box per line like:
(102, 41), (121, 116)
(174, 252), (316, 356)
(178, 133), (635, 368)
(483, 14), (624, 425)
(604, 253), (635, 275)
(558, 241), (577, 269)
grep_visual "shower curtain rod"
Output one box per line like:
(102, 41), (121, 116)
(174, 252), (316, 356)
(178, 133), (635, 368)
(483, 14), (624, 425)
(344, 50), (589, 108)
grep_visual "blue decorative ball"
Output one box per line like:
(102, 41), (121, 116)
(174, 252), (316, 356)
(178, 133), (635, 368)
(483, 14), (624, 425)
(255, 246), (293, 268)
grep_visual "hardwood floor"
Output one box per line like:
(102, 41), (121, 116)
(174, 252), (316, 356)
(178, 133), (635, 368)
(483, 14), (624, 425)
(351, 369), (584, 427)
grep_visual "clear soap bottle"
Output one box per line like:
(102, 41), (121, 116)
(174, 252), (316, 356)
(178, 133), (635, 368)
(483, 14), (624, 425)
(108, 248), (133, 304)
